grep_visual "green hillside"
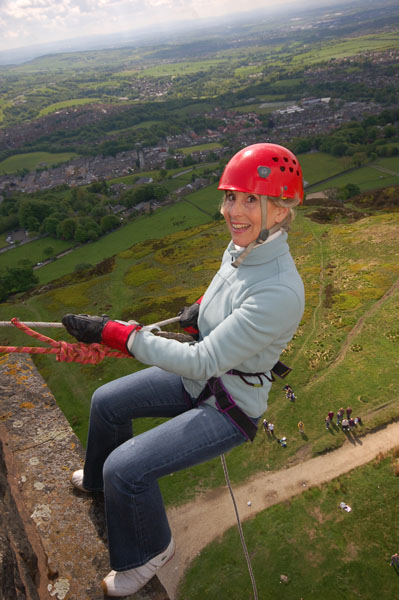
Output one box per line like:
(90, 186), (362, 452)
(1, 202), (398, 503)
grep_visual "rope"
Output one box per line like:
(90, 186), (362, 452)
(0, 316), (180, 329)
(220, 454), (258, 600)
(0, 316), (184, 363)
(0, 318), (129, 364)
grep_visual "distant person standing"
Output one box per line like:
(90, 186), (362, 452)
(342, 418), (349, 432)
(262, 419), (268, 433)
(346, 406), (352, 419)
(268, 422), (275, 436)
(283, 384), (293, 399)
(337, 408), (345, 426)
(390, 553), (399, 574)
(325, 416), (330, 430)
(328, 411), (334, 422)
(298, 421), (305, 435)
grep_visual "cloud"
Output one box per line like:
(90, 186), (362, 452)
(0, 0), (309, 52)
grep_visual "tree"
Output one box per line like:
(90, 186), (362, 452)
(165, 157), (179, 169)
(292, 138), (312, 154)
(88, 180), (108, 194)
(43, 246), (54, 258)
(384, 125), (396, 139)
(331, 142), (349, 157)
(182, 154), (196, 167)
(18, 200), (50, 230)
(75, 217), (100, 242)
(42, 217), (60, 237)
(91, 205), (107, 220)
(351, 152), (368, 168)
(337, 183), (361, 202)
(158, 168), (168, 180)
(100, 214), (121, 233)
(74, 263), (93, 272)
(0, 214), (19, 234)
(0, 266), (38, 301)
(58, 218), (76, 240)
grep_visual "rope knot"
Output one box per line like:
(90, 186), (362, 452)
(54, 340), (109, 364)
(1, 318), (129, 363)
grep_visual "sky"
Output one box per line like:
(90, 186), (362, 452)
(0, 0), (320, 54)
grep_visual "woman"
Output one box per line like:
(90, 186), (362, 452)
(62, 142), (305, 597)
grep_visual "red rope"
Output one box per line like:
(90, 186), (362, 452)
(0, 318), (129, 364)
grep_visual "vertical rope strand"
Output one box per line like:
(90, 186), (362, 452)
(220, 454), (258, 600)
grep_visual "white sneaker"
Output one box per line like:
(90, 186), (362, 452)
(70, 469), (88, 492)
(101, 538), (175, 597)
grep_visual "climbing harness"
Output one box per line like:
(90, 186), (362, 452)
(194, 362), (292, 442)
(194, 376), (259, 441)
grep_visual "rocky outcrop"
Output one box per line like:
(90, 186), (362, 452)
(0, 353), (169, 600)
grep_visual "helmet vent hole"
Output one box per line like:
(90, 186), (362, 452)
(280, 166), (286, 172)
(296, 170), (300, 176)
(283, 157), (288, 162)
(272, 157), (279, 162)
(293, 160), (297, 165)
(289, 167), (293, 173)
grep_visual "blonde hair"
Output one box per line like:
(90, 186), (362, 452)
(268, 195), (300, 232)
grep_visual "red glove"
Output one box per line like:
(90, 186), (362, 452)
(102, 320), (141, 353)
(62, 314), (141, 354)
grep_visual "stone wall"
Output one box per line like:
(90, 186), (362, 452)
(0, 353), (170, 600)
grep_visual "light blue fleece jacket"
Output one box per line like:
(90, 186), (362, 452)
(129, 231), (304, 418)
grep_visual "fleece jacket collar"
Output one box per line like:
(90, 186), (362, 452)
(227, 230), (289, 266)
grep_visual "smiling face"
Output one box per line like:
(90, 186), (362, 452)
(221, 190), (289, 247)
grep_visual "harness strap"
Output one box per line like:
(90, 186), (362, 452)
(194, 377), (258, 442)
(193, 360), (292, 442)
(228, 360), (292, 385)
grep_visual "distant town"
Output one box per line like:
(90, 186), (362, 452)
(0, 95), (386, 197)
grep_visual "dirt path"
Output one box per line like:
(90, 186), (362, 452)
(158, 421), (399, 599)
(370, 164), (399, 177)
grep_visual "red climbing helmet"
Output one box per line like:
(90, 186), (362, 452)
(218, 143), (304, 203)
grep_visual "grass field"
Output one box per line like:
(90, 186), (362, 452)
(177, 449), (399, 600)
(308, 156), (399, 192)
(234, 65), (262, 77)
(0, 237), (73, 269)
(233, 99), (294, 114)
(299, 152), (349, 185)
(38, 98), (102, 117)
(0, 151), (79, 174)
(138, 59), (227, 78)
(176, 142), (222, 155)
(106, 120), (162, 136)
(270, 77), (304, 89)
(291, 32), (399, 66)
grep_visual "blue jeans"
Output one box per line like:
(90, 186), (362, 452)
(82, 366), (249, 571)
